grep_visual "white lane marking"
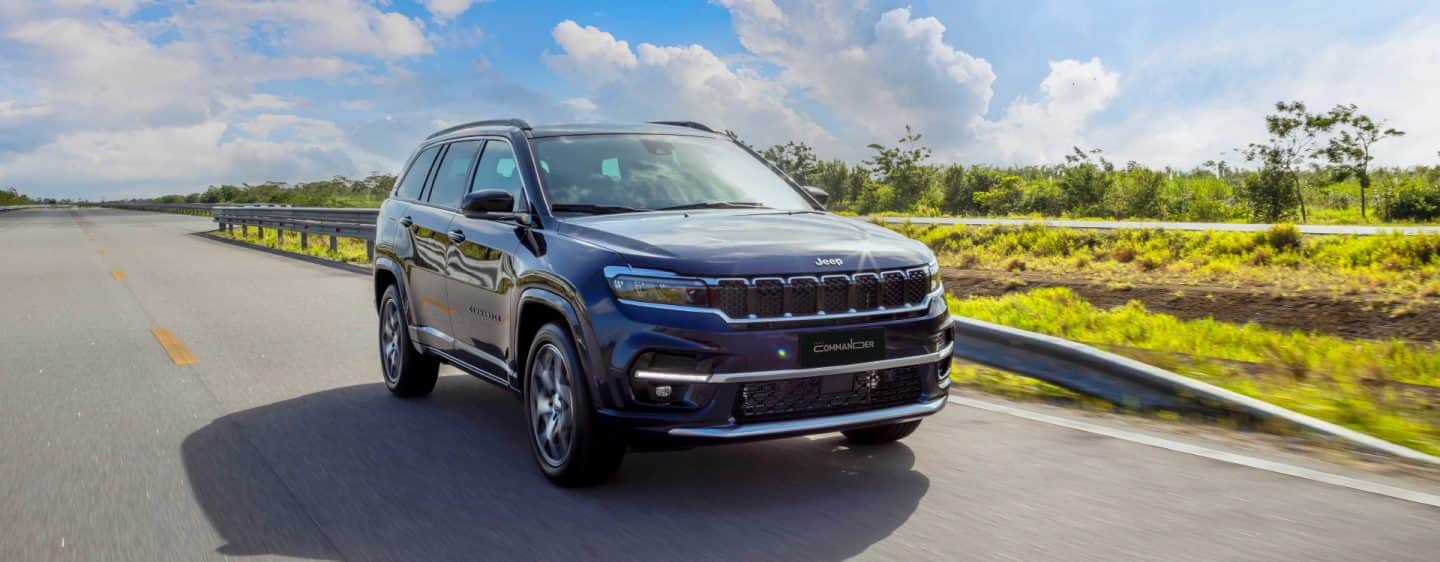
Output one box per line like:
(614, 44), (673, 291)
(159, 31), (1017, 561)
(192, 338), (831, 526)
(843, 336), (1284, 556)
(947, 395), (1440, 509)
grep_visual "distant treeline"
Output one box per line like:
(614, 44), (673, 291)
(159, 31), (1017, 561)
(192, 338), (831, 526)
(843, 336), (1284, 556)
(0, 188), (36, 206)
(148, 174), (396, 208)
(748, 101), (1438, 224)
(125, 100), (1439, 223)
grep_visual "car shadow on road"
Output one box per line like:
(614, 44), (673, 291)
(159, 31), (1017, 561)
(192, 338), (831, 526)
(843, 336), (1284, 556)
(182, 376), (930, 561)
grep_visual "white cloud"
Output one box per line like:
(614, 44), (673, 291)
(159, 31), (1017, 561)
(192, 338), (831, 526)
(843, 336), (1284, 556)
(719, 2), (995, 148)
(544, 20), (829, 148)
(177, 0), (431, 60)
(972, 58), (1120, 164)
(420, 0), (488, 21)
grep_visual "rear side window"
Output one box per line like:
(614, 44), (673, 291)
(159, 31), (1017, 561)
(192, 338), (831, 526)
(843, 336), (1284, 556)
(426, 140), (483, 209)
(395, 145), (441, 201)
(471, 141), (523, 211)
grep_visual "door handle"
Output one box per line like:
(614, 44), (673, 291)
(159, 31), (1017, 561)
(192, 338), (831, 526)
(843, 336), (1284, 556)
(399, 216), (413, 227)
(447, 229), (466, 244)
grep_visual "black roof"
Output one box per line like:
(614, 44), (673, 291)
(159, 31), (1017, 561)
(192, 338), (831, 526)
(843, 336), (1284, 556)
(427, 120), (722, 141)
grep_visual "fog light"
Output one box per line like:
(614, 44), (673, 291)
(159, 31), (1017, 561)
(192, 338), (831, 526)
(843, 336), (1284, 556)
(655, 385), (673, 399)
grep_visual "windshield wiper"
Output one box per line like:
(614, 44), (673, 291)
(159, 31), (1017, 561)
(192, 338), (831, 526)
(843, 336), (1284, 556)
(550, 203), (650, 215)
(654, 201), (770, 211)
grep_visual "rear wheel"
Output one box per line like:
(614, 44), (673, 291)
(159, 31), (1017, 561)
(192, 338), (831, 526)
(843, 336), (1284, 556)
(842, 420), (921, 445)
(379, 284), (439, 397)
(525, 322), (624, 487)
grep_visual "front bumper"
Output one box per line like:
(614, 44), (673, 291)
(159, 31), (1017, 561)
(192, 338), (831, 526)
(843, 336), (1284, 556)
(667, 396), (946, 440)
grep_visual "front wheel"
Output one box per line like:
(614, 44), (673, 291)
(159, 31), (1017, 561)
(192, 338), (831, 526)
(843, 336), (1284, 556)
(842, 420), (922, 445)
(525, 323), (625, 487)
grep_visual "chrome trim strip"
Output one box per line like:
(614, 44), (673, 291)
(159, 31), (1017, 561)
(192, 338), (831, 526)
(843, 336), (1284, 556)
(603, 265), (941, 325)
(667, 397), (947, 439)
(634, 342), (953, 384)
(614, 289), (940, 325)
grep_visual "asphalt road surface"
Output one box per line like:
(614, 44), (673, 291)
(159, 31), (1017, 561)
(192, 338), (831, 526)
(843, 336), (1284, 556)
(2, 207), (1438, 562)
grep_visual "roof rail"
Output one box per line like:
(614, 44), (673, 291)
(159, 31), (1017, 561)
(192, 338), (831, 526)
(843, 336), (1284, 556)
(649, 121), (718, 133)
(427, 118), (533, 139)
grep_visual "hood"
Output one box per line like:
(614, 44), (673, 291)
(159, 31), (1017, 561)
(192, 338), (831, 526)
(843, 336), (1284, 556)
(557, 210), (933, 276)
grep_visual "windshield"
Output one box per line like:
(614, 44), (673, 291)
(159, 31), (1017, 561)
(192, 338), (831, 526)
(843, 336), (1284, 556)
(530, 134), (815, 212)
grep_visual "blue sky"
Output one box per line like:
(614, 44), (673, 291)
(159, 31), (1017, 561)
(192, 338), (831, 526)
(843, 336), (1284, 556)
(1, 0), (1437, 199)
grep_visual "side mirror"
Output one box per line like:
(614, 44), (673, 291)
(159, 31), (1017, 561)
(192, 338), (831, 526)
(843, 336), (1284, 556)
(802, 185), (829, 208)
(461, 189), (515, 215)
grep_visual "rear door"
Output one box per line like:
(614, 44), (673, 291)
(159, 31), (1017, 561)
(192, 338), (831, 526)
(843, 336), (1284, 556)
(444, 139), (524, 382)
(390, 144), (451, 348)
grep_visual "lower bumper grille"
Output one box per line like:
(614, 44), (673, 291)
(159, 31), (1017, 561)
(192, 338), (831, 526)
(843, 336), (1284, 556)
(737, 366), (923, 423)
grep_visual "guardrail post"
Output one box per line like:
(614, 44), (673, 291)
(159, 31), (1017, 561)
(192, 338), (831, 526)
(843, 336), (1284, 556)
(329, 234), (338, 253)
(241, 224), (248, 237)
(300, 231), (308, 250)
(366, 240), (375, 262)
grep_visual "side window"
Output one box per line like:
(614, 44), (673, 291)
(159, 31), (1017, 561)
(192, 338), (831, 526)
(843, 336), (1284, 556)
(471, 140), (523, 211)
(426, 140), (482, 209)
(395, 145), (441, 201)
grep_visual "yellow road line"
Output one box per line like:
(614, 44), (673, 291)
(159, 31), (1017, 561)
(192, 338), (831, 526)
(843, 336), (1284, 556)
(151, 328), (197, 366)
(111, 269), (126, 281)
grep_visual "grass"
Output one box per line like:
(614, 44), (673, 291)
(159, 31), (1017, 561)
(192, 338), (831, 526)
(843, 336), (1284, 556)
(947, 287), (1440, 455)
(214, 227), (370, 263)
(888, 221), (1440, 299)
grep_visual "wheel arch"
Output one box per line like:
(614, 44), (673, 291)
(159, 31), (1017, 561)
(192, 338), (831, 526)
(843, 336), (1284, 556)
(514, 287), (602, 398)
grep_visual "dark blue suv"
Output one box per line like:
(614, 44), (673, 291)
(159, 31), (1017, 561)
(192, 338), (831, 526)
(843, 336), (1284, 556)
(373, 119), (954, 486)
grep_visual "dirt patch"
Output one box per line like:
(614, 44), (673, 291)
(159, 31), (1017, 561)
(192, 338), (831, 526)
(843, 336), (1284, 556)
(944, 268), (1440, 342)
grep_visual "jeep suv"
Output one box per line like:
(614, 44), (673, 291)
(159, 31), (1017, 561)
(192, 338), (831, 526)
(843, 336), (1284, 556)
(373, 119), (954, 486)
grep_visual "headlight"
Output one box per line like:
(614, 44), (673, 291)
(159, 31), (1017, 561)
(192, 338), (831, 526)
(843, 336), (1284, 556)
(610, 275), (710, 307)
(928, 261), (943, 292)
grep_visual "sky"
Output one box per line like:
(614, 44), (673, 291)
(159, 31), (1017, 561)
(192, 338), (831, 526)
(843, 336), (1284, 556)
(1, 0), (1437, 199)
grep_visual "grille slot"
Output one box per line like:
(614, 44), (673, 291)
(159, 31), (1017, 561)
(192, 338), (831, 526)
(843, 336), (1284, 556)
(737, 366), (923, 423)
(754, 279), (785, 317)
(881, 271), (906, 307)
(821, 276), (850, 313)
(854, 274), (879, 309)
(905, 269), (928, 304)
(790, 278), (818, 315)
(716, 280), (748, 318)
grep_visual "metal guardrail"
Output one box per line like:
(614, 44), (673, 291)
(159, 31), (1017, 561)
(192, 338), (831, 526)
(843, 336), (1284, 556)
(103, 203), (1440, 461)
(103, 202), (219, 216)
(951, 316), (1440, 465)
(0, 205), (50, 212)
(879, 216), (1440, 236)
(210, 206), (379, 260)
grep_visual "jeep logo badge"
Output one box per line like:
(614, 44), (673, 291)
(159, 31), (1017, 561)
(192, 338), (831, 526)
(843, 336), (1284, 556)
(815, 257), (844, 267)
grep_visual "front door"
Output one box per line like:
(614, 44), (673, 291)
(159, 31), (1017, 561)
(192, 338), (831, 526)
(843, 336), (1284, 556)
(445, 139), (526, 382)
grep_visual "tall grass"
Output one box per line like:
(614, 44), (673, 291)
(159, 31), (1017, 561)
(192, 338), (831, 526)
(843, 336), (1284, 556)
(948, 288), (1440, 455)
(215, 228), (370, 263)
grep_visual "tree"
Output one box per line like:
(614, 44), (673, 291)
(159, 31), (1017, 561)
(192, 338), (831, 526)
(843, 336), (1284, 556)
(1057, 146), (1113, 216)
(1241, 101), (1329, 221)
(864, 126), (932, 210)
(760, 141), (819, 185)
(1318, 104), (1404, 219)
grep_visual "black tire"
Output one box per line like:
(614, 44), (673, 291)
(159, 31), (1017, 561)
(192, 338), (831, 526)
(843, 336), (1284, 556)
(524, 322), (625, 487)
(842, 420), (922, 445)
(378, 284), (439, 397)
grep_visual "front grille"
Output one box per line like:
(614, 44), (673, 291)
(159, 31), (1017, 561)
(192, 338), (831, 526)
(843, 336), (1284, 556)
(706, 267), (931, 321)
(737, 366), (923, 423)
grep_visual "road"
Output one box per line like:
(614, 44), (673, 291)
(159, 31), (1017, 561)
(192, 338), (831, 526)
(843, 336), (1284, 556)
(878, 215), (1440, 235)
(1, 207), (1438, 561)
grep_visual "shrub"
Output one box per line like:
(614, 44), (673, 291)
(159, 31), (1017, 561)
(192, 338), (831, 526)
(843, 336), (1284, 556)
(1265, 223), (1303, 251)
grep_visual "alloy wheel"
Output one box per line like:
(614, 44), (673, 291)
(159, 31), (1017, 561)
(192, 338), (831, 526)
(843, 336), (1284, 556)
(530, 343), (575, 467)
